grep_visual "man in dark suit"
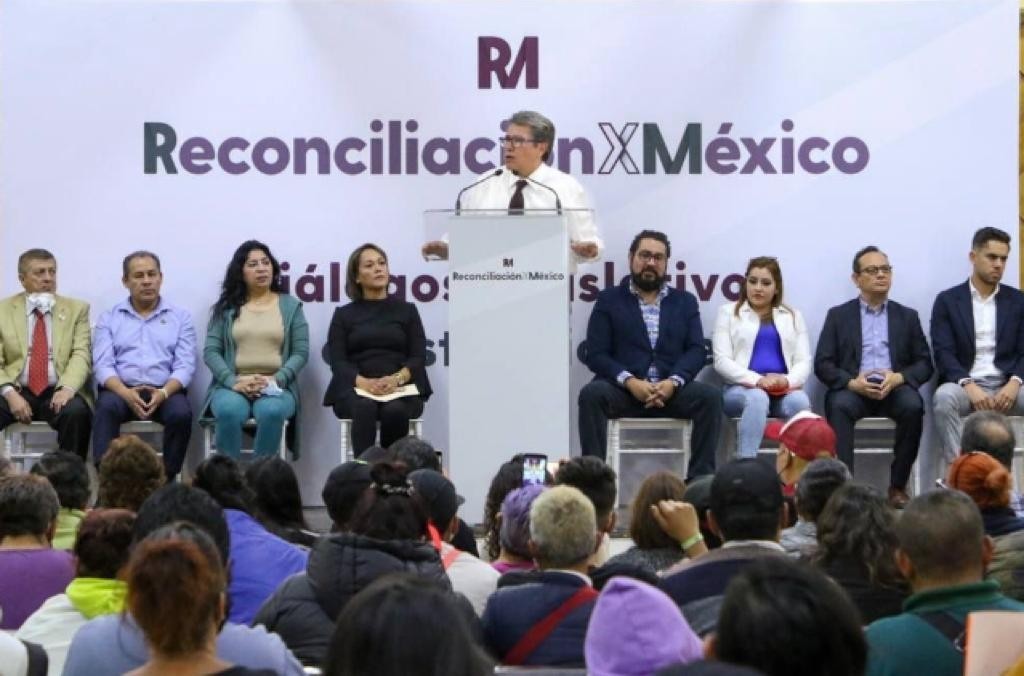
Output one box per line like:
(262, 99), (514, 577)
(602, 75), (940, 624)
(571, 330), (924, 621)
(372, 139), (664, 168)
(814, 246), (933, 507)
(578, 230), (721, 479)
(931, 227), (1024, 476)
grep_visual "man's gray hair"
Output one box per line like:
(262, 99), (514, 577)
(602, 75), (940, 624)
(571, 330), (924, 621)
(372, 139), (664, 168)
(510, 110), (555, 162)
(122, 250), (163, 279)
(529, 485), (596, 568)
(961, 410), (1015, 470)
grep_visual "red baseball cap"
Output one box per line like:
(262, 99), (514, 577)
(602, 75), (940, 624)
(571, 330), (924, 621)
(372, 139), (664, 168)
(764, 411), (837, 461)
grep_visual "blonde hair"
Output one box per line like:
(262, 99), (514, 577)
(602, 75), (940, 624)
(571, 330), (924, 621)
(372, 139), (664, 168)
(529, 485), (596, 568)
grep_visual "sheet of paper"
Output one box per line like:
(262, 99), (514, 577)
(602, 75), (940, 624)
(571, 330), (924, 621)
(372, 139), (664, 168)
(354, 384), (420, 403)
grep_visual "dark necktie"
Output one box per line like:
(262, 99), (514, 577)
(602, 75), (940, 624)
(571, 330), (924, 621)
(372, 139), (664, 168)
(28, 309), (48, 395)
(508, 179), (528, 215)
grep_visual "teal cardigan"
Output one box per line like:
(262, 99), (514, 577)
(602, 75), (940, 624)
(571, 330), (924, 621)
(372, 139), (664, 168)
(202, 294), (309, 457)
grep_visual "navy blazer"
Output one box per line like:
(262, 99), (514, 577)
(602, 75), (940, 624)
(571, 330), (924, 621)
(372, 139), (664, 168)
(930, 281), (1024, 385)
(814, 298), (933, 392)
(585, 280), (707, 384)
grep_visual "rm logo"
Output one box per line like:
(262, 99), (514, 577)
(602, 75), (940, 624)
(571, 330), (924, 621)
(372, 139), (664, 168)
(502, 258), (515, 268)
(477, 37), (539, 89)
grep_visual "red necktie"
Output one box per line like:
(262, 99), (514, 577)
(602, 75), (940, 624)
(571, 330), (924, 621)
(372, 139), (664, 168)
(28, 309), (48, 396)
(508, 179), (528, 215)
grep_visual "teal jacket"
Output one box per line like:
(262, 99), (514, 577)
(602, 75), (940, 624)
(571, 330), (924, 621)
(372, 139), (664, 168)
(866, 580), (1024, 676)
(202, 294), (309, 457)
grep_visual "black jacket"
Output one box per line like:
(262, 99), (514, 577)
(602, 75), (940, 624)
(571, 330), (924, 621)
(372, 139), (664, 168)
(252, 532), (449, 665)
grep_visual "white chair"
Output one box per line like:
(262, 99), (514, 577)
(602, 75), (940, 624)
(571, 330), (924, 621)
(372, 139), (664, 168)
(1, 421), (55, 468)
(339, 418), (423, 462)
(605, 418), (691, 508)
(199, 417), (288, 460)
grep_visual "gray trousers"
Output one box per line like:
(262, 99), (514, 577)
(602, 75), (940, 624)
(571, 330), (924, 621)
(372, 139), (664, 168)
(932, 381), (1024, 472)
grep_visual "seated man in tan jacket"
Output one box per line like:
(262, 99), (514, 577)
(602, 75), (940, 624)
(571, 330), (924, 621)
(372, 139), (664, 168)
(0, 249), (92, 458)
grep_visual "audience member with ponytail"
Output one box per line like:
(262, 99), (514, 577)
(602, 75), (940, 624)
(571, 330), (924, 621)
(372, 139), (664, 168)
(124, 523), (275, 676)
(253, 462), (451, 666)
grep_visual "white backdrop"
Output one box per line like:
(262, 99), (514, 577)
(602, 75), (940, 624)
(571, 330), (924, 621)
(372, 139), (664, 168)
(0, 0), (1017, 517)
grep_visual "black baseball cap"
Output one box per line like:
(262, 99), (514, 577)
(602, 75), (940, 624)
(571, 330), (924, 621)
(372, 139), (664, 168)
(710, 459), (784, 516)
(409, 469), (463, 529)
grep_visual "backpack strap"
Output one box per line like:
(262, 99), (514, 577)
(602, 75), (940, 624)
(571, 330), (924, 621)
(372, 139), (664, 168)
(22, 639), (49, 676)
(915, 610), (966, 652)
(441, 546), (462, 570)
(504, 585), (599, 665)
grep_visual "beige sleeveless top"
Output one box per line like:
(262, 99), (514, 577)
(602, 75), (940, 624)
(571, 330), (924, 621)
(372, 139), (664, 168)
(232, 302), (283, 374)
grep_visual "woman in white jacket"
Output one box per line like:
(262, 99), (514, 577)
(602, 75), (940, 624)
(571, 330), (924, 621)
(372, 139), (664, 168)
(713, 257), (812, 458)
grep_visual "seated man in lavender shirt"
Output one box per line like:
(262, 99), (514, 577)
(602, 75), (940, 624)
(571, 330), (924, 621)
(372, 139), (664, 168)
(0, 474), (75, 630)
(92, 251), (196, 480)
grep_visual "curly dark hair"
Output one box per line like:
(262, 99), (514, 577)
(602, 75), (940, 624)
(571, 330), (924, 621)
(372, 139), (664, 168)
(484, 459), (527, 560)
(211, 240), (282, 320)
(812, 483), (904, 589)
(98, 435), (166, 512)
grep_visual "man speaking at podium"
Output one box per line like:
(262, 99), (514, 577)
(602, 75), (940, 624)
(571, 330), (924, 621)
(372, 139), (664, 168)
(422, 110), (603, 268)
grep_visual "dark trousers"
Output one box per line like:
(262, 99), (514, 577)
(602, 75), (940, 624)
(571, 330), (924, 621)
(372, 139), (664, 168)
(825, 385), (923, 490)
(578, 379), (721, 480)
(333, 391), (425, 455)
(92, 389), (193, 478)
(0, 386), (92, 458)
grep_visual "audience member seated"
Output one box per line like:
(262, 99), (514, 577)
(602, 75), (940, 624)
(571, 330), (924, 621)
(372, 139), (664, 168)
(323, 573), (492, 676)
(62, 483), (303, 676)
(324, 243), (431, 455)
(320, 461), (373, 531)
(959, 410), (1024, 516)
(29, 450), (90, 550)
(125, 523), (278, 676)
(661, 459), (787, 637)
(17, 508), (135, 676)
(578, 230), (721, 479)
(865, 490), (1024, 676)
(193, 455), (308, 624)
(254, 462), (449, 666)
(765, 411), (837, 497)
(0, 248), (94, 459)
(586, 576), (702, 676)
(606, 471), (689, 574)
(97, 434), (166, 512)
(682, 475), (722, 550)
(713, 256), (812, 459)
(484, 456), (536, 562)
(0, 474), (74, 630)
(556, 456), (618, 566)
(203, 240), (309, 457)
(244, 456), (318, 548)
(91, 250), (196, 481)
(779, 458), (850, 557)
(482, 485), (600, 667)
(409, 469), (498, 615)
(392, 436), (479, 556)
(947, 451), (1024, 537)
(709, 557), (866, 676)
(811, 483), (906, 623)
(356, 444), (395, 464)
(492, 484), (545, 574)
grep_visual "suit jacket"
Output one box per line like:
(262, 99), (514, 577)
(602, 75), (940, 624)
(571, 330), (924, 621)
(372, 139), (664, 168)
(930, 281), (1024, 385)
(0, 293), (93, 407)
(712, 302), (812, 387)
(585, 281), (707, 384)
(814, 297), (933, 392)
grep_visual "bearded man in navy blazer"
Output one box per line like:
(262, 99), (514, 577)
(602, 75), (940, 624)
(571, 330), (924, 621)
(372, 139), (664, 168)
(814, 246), (933, 508)
(931, 227), (1024, 476)
(578, 230), (721, 480)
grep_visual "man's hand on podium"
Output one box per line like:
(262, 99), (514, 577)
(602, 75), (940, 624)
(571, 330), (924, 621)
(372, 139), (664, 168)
(571, 241), (598, 259)
(422, 241), (449, 261)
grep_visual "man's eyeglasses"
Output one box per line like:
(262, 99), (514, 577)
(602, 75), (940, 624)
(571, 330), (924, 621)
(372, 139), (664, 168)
(499, 135), (539, 148)
(860, 265), (893, 276)
(637, 251), (667, 264)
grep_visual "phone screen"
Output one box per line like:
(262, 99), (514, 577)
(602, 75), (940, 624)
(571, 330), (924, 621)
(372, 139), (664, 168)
(522, 454), (548, 486)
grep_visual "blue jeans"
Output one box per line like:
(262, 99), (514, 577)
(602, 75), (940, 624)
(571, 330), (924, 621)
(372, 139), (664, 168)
(209, 388), (295, 457)
(723, 385), (810, 458)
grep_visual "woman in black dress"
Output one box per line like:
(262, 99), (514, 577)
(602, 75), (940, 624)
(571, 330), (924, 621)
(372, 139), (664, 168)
(324, 244), (432, 454)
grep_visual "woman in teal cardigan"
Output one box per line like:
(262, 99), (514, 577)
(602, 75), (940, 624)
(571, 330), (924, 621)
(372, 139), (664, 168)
(203, 240), (309, 457)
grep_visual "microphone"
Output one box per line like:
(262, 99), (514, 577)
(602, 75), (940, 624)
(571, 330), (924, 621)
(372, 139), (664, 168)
(520, 173), (563, 214)
(455, 169), (504, 213)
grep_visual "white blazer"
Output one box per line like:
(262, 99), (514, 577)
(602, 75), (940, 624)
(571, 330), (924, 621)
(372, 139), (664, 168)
(712, 302), (812, 388)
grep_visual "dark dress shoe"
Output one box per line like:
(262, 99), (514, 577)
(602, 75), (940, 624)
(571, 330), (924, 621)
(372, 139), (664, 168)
(888, 487), (910, 509)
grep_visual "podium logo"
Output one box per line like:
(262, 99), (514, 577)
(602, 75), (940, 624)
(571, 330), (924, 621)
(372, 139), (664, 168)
(503, 258), (514, 268)
(478, 37), (538, 89)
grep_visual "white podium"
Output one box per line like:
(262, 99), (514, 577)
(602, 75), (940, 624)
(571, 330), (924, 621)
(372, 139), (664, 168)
(425, 209), (589, 518)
